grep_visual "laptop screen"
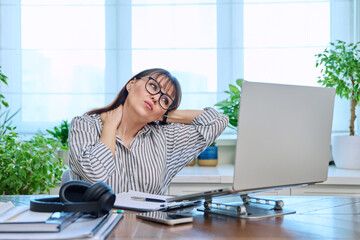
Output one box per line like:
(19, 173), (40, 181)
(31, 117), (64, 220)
(233, 81), (335, 194)
(166, 81), (335, 203)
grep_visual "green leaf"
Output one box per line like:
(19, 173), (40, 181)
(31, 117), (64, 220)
(45, 120), (69, 148)
(315, 40), (360, 136)
(235, 79), (244, 88)
(214, 79), (243, 129)
(229, 84), (240, 94)
(1, 100), (8, 108)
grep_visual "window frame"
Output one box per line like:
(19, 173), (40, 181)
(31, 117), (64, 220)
(0, 0), (359, 135)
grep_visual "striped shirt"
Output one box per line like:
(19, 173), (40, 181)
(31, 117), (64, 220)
(69, 107), (229, 195)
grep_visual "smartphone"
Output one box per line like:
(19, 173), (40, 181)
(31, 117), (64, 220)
(136, 212), (193, 225)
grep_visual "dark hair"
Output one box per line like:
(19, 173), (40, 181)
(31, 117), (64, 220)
(87, 68), (182, 115)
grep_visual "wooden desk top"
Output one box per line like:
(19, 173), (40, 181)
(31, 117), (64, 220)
(2, 195), (360, 239)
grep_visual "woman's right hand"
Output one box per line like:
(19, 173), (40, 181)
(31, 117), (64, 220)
(99, 105), (123, 156)
(100, 105), (123, 130)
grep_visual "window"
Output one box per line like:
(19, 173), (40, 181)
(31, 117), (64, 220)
(243, 0), (330, 86)
(0, 0), (357, 134)
(132, 1), (217, 109)
(21, 1), (105, 123)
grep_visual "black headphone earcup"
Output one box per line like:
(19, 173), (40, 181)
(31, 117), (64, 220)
(59, 180), (91, 203)
(82, 182), (109, 202)
(82, 182), (116, 217)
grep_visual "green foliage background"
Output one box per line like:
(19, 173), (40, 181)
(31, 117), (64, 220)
(315, 40), (360, 136)
(0, 133), (64, 195)
(215, 79), (243, 130)
(0, 66), (65, 195)
(47, 120), (69, 150)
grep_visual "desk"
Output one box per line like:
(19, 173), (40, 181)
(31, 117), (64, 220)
(2, 195), (360, 239)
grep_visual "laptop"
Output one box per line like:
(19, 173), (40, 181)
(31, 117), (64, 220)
(167, 81), (335, 202)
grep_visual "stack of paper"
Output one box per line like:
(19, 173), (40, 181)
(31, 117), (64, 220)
(0, 202), (122, 240)
(0, 213), (122, 240)
(114, 190), (198, 211)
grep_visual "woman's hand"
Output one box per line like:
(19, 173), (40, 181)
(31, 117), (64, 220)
(100, 105), (123, 156)
(100, 105), (123, 130)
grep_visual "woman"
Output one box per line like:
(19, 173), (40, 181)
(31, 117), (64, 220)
(69, 68), (229, 194)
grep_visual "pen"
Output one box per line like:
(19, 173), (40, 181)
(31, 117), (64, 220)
(131, 196), (166, 203)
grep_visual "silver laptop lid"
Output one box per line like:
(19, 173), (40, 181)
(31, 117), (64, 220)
(233, 81), (335, 194)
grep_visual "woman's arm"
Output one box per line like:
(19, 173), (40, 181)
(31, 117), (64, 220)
(69, 115), (116, 183)
(164, 108), (228, 148)
(166, 110), (204, 124)
(161, 108), (229, 191)
(164, 108), (228, 154)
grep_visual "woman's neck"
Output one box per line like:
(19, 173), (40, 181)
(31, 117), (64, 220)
(116, 105), (146, 147)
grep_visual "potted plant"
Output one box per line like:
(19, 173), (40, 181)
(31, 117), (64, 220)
(203, 79), (242, 167)
(187, 158), (196, 166)
(197, 142), (218, 167)
(0, 132), (65, 194)
(0, 67), (65, 194)
(315, 40), (360, 169)
(47, 120), (70, 166)
(214, 79), (243, 130)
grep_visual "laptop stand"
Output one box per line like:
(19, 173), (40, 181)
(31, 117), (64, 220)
(197, 194), (296, 219)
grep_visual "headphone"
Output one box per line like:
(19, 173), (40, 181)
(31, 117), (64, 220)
(30, 180), (115, 218)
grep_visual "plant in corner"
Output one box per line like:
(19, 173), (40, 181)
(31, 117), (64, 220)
(0, 132), (64, 195)
(0, 66), (65, 194)
(214, 79), (243, 130)
(315, 40), (360, 169)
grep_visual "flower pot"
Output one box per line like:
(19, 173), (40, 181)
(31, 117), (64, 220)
(332, 135), (360, 170)
(187, 159), (196, 166)
(198, 146), (218, 167)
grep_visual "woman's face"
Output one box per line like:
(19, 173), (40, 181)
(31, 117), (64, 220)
(126, 74), (176, 123)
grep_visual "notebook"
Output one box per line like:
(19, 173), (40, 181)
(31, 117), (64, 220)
(0, 203), (81, 233)
(0, 212), (122, 240)
(167, 81), (335, 202)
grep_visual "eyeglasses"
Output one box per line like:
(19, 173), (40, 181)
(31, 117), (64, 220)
(145, 76), (175, 110)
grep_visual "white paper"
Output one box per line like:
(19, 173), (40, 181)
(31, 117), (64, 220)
(0, 206), (29, 222)
(6, 210), (52, 223)
(114, 190), (187, 211)
(0, 202), (15, 216)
